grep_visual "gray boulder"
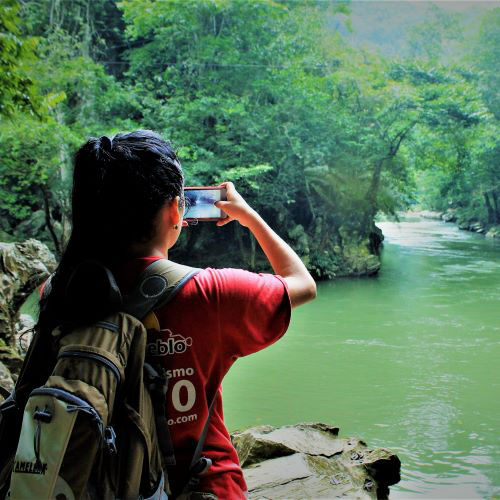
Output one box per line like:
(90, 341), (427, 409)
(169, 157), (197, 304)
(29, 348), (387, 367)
(232, 423), (400, 499)
(335, 227), (381, 278)
(0, 239), (56, 369)
(458, 220), (470, 230)
(0, 360), (14, 396)
(469, 221), (486, 234)
(441, 209), (457, 223)
(16, 314), (36, 352)
(485, 225), (500, 238)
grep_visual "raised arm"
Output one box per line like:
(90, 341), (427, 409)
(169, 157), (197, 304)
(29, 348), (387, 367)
(215, 182), (317, 308)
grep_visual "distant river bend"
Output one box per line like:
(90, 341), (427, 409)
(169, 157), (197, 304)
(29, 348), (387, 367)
(224, 216), (500, 498)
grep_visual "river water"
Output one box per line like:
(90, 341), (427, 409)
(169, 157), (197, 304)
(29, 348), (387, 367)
(223, 217), (500, 498)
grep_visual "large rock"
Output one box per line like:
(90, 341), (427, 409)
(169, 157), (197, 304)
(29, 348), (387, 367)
(0, 239), (56, 348)
(441, 209), (457, 223)
(328, 226), (382, 278)
(457, 218), (470, 231)
(469, 221), (486, 234)
(232, 423), (400, 499)
(0, 360), (14, 396)
(485, 225), (500, 238)
(15, 313), (36, 352)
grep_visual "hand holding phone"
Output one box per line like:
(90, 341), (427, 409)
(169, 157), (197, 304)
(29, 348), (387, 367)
(183, 186), (228, 222)
(214, 182), (258, 228)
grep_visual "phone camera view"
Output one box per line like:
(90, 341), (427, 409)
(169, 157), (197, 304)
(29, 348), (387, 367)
(184, 188), (226, 220)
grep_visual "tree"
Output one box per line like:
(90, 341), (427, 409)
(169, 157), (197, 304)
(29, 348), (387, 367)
(0, 0), (41, 116)
(399, 62), (497, 227)
(0, 0), (141, 253)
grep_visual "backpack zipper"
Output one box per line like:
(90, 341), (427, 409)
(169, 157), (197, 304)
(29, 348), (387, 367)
(57, 350), (121, 384)
(30, 387), (102, 418)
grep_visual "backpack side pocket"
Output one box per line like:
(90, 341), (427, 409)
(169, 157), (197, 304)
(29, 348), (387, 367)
(0, 393), (20, 497)
(9, 386), (105, 500)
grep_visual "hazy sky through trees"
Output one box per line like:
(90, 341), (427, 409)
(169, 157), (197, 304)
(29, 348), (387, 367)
(340, 1), (499, 61)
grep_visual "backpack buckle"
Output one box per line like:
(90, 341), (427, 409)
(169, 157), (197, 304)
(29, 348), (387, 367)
(104, 425), (117, 454)
(190, 456), (212, 477)
(0, 393), (18, 414)
(143, 363), (168, 401)
(33, 406), (53, 423)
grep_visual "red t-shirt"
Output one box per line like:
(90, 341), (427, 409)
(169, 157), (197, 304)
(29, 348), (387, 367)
(114, 258), (291, 498)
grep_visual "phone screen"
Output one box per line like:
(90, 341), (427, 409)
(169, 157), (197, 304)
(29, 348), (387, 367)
(183, 187), (227, 220)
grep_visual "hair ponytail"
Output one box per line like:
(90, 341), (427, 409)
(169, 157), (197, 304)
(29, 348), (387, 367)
(99, 135), (113, 154)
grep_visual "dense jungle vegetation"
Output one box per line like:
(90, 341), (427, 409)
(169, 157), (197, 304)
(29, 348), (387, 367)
(1, 0), (499, 278)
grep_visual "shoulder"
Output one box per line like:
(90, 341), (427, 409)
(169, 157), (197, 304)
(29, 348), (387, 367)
(177, 267), (289, 310)
(188, 267), (287, 293)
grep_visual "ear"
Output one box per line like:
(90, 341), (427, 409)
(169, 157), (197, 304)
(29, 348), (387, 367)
(169, 196), (182, 225)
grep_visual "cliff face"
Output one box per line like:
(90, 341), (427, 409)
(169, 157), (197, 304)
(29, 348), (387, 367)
(275, 223), (384, 280)
(232, 423), (401, 499)
(173, 222), (384, 281)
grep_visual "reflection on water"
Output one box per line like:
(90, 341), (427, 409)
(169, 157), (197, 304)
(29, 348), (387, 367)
(224, 217), (500, 498)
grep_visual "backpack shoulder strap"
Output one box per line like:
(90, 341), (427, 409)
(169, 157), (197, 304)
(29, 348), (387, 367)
(123, 259), (218, 491)
(122, 259), (200, 320)
(122, 260), (200, 471)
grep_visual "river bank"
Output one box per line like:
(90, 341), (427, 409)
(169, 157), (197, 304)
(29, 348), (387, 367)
(405, 209), (500, 239)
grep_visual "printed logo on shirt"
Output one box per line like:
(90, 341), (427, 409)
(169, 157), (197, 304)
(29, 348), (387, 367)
(146, 329), (193, 356)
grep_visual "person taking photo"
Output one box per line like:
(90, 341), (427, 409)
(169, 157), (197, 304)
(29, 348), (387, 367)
(37, 130), (317, 499)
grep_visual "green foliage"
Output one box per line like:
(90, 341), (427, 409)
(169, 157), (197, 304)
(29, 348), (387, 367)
(475, 8), (500, 119)
(0, 0), (42, 116)
(0, 0), (498, 275)
(0, 114), (76, 223)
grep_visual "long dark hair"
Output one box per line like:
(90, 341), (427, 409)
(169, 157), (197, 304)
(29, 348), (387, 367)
(37, 130), (184, 334)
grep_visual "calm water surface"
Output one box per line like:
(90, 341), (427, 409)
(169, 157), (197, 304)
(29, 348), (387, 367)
(223, 218), (500, 499)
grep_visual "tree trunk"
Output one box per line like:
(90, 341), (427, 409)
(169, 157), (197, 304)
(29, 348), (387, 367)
(55, 108), (71, 247)
(491, 190), (500, 224)
(235, 225), (249, 263)
(83, 0), (91, 58)
(362, 123), (414, 234)
(483, 192), (495, 224)
(364, 159), (384, 232)
(41, 187), (61, 256)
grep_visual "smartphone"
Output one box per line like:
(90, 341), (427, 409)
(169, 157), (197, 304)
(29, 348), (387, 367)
(183, 186), (228, 222)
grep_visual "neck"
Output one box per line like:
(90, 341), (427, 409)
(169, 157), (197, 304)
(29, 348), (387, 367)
(127, 241), (168, 259)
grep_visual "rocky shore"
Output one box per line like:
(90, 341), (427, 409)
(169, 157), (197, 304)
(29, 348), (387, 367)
(410, 209), (500, 238)
(232, 423), (400, 499)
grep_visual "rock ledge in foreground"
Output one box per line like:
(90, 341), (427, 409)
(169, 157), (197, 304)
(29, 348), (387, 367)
(232, 423), (400, 499)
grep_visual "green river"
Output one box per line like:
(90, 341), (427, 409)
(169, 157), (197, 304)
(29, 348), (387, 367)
(224, 216), (500, 499)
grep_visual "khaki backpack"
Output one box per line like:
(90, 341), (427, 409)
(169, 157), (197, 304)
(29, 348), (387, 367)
(0, 259), (215, 499)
